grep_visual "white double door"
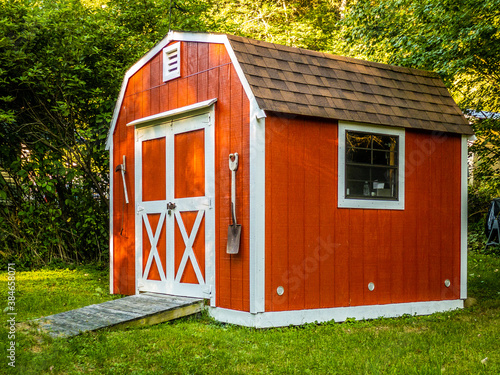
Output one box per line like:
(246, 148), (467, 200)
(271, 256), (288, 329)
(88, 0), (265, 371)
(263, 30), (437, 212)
(135, 112), (215, 299)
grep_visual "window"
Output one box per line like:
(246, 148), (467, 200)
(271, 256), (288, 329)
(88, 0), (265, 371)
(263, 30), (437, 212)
(163, 42), (181, 82)
(338, 122), (405, 210)
(346, 131), (398, 199)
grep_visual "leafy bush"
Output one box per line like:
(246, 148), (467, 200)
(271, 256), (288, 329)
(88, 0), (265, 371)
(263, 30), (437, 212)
(0, 0), (210, 269)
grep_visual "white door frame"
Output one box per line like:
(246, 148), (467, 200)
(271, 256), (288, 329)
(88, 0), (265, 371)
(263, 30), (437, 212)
(134, 104), (215, 305)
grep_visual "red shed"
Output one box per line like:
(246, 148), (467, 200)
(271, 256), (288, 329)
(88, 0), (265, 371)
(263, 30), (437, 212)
(106, 31), (474, 327)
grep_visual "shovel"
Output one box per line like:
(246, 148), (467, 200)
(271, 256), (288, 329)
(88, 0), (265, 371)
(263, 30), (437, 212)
(227, 153), (241, 254)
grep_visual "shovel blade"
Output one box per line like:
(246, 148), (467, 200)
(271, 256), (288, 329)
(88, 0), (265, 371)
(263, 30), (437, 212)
(226, 224), (242, 254)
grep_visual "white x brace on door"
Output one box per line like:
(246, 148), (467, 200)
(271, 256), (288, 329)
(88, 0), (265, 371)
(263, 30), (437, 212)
(135, 111), (215, 301)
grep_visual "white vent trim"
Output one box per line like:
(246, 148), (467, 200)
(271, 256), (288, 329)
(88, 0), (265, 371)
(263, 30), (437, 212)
(163, 42), (181, 82)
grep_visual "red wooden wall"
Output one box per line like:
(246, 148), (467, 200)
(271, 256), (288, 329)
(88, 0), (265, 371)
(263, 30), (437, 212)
(112, 41), (251, 311)
(265, 114), (462, 312)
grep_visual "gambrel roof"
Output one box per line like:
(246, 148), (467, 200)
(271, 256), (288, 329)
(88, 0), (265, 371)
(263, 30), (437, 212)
(107, 32), (472, 149)
(226, 34), (472, 135)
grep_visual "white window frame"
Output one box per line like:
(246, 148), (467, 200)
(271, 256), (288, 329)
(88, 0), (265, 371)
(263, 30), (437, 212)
(162, 42), (181, 82)
(338, 121), (405, 210)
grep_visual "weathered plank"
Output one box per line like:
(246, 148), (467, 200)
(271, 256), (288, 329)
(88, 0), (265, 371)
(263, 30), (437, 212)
(34, 293), (204, 338)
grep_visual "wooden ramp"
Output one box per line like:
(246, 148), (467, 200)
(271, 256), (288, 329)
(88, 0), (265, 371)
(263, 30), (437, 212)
(34, 293), (204, 338)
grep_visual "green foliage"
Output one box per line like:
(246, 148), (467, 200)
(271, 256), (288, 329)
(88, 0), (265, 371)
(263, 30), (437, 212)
(0, 0), (210, 268)
(468, 250), (500, 301)
(468, 221), (488, 253)
(469, 117), (500, 216)
(207, 0), (344, 51)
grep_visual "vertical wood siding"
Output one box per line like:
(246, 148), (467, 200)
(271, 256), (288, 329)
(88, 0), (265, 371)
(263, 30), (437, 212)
(112, 42), (251, 311)
(265, 115), (462, 311)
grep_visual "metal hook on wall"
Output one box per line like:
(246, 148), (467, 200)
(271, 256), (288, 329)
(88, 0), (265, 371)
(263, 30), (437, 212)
(115, 155), (129, 204)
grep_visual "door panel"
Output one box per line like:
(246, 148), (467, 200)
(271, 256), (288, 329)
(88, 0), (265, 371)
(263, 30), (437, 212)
(141, 137), (166, 202)
(142, 213), (166, 281)
(174, 211), (205, 284)
(174, 129), (205, 198)
(135, 112), (214, 300)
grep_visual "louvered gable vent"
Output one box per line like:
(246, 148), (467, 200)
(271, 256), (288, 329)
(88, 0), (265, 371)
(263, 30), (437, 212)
(163, 42), (181, 82)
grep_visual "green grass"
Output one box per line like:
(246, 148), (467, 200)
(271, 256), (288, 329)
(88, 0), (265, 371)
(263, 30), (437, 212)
(0, 266), (121, 322)
(1, 252), (499, 375)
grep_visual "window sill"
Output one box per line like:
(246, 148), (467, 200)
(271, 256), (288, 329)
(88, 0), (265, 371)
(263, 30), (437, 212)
(338, 197), (405, 210)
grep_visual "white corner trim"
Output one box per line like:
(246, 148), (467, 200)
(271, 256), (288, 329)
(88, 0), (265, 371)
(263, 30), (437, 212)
(127, 98), (217, 128)
(337, 121), (405, 210)
(249, 98), (266, 313)
(134, 128), (144, 297)
(208, 300), (464, 328)
(460, 135), (468, 299)
(109, 143), (114, 294)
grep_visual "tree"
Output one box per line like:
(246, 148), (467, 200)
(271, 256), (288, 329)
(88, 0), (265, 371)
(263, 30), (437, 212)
(207, 0), (343, 51)
(0, 0), (210, 267)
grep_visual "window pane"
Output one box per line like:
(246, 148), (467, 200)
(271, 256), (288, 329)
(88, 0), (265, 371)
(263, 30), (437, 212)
(346, 165), (371, 181)
(344, 130), (399, 200)
(372, 150), (397, 166)
(346, 167), (397, 199)
(371, 166), (397, 184)
(347, 147), (371, 164)
(346, 180), (367, 197)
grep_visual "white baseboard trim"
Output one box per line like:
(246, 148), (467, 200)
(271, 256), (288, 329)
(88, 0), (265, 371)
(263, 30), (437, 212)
(208, 300), (464, 328)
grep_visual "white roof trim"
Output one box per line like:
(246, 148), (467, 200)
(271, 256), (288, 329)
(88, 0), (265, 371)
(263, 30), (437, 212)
(127, 98), (217, 127)
(105, 31), (264, 149)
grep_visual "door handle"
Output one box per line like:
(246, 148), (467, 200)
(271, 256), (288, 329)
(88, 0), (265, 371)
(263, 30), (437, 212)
(167, 202), (176, 215)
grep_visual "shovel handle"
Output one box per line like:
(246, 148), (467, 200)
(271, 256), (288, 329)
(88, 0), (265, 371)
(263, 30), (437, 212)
(229, 153), (238, 225)
(229, 153), (238, 171)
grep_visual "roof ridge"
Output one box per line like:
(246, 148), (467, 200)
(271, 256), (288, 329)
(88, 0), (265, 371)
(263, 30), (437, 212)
(226, 33), (439, 79)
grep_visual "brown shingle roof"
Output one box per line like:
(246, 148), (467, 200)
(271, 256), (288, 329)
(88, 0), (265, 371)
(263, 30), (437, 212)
(227, 35), (473, 135)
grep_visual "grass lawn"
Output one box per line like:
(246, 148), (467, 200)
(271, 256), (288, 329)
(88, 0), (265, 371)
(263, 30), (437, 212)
(0, 251), (499, 374)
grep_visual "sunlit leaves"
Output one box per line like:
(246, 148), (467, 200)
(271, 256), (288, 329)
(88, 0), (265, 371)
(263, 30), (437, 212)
(207, 0), (343, 51)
